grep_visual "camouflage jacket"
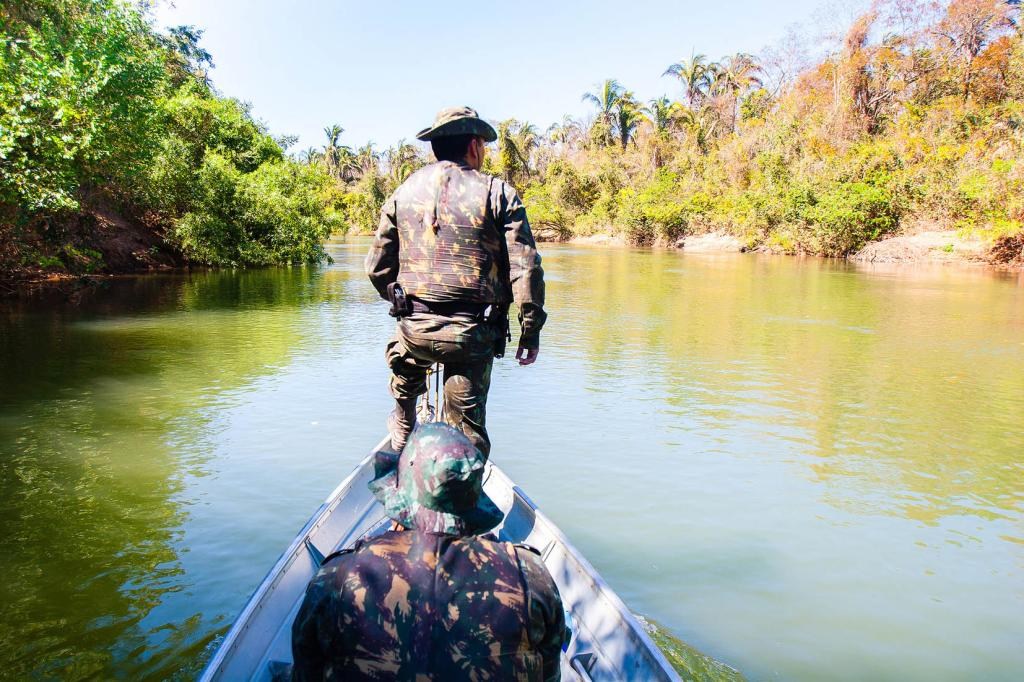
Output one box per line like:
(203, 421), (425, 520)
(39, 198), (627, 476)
(292, 529), (565, 681)
(365, 161), (547, 349)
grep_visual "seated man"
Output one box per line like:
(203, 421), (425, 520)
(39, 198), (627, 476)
(292, 423), (566, 681)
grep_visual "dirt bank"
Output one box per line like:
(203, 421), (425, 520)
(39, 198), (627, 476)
(850, 230), (988, 265)
(673, 232), (746, 253)
(542, 227), (1023, 269)
(1, 200), (180, 294)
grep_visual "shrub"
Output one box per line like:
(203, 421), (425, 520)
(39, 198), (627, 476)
(173, 154), (335, 265)
(803, 182), (901, 256)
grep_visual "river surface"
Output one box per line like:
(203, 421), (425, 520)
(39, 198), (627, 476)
(1, 238), (1022, 680)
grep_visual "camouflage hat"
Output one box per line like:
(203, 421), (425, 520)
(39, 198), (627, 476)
(368, 422), (504, 535)
(415, 106), (498, 142)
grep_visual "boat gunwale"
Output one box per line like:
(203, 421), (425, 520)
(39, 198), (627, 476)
(199, 438), (390, 681)
(486, 463), (681, 681)
(201, 438), (681, 681)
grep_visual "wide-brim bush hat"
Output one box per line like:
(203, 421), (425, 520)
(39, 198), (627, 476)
(415, 106), (498, 142)
(368, 422), (504, 535)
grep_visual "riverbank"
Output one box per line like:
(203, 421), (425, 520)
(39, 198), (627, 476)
(0, 203), (181, 295)
(546, 227), (1024, 269)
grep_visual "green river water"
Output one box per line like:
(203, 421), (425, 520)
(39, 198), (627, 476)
(1, 238), (1022, 680)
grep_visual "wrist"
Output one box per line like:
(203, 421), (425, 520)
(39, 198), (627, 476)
(518, 331), (540, 350)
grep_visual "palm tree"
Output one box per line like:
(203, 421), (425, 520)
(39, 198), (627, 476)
(663, 52), (711, 107)
(644, 96), (678, 136)
(581, 79), (623, 146)
(513, 121), (539, 166)
(497, 119), (538, 185)
(677, 107), (718, 153)
(546, 115), (584, 148)
(384, 140), (420, 185)
(322, 124), (354, 181)
(642, 96), (683, 167)
(356, 142), (378, 179)
(615, 91), (642, 149)
(297, 147), (320, 165)
(715, 53), (763, 129)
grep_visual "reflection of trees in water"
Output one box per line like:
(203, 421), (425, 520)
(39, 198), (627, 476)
(552, 247), (1024, 524)
(0, 265), (339, 679)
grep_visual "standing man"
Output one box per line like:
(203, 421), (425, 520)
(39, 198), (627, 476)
(365, 106), (547, 457)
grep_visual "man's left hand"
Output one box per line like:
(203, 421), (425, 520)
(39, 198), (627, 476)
(515, 346), (539, 366)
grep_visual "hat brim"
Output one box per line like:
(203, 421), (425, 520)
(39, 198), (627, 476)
(368, 448), (504, 535)
(415, 118), (498, 143)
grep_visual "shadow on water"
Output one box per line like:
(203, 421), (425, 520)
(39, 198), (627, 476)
(0, 267), (336, 680)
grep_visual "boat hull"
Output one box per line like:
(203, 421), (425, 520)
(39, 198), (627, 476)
(200, 440), (679, 681)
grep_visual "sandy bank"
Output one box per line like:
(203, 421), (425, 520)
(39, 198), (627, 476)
(850, 230), (988, 265)
(544, 227), (1022, 269)
(561, 231), (745, 252)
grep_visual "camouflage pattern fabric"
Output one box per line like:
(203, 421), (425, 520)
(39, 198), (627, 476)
(416, 105), (498, 141)
(386, 321), (496, 456)
(368, 422), (504, 536)
(365, 159), (546, 350)
(291, 529), (566, 682)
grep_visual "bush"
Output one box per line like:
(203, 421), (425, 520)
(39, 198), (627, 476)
(803, 182), (900, 256)
(617, 171), (690, 244)
(1, 0), (339, 279)
(173, 154), (336, 265)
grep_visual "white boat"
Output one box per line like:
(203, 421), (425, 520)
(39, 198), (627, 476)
(200, 437), (682, 681)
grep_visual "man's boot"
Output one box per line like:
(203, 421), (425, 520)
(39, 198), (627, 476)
(387, 398), (417, 452)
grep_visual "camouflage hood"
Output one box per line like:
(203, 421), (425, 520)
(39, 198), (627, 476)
(368, 423), (504, 535)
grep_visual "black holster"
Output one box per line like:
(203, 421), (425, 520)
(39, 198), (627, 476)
(386, 282), (412, 318)
(487, 303), (512, 358)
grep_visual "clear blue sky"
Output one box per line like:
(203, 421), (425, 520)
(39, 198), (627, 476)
(152, 0), (834, 153)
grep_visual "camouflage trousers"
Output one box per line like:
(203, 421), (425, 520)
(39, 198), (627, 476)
(386, 316), (497, 457)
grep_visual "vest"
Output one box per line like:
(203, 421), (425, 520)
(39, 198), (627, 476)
(394, 161), (512, 305)
(319, 530), (541, 680)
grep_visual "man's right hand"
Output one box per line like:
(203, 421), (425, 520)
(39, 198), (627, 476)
(515, 346), (539, 366)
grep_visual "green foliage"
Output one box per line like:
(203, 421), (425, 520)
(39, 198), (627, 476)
(1, 0), (339, 278)
(803, 182), (900, 256)
(0, 0), (166, 212)
(173, 154), (336, 266)
(740, 88), (772, 121)
(493, 3), (1024, 258)
(618, 171), (690, 245)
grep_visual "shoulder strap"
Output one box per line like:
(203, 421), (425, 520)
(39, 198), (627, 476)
(514, 542), (542, 557)
(319, 546), (355, 566)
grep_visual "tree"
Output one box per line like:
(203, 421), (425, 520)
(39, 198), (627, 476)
(642, 96), (683, 167)
(663, 52), (711, 107)
(497, 119), (539, 186)
(161, 25), (214, 86)
(676, 107), (717, 153)
(546, 115), (585, 148)
(383, 140), (421, 186)
(582, 79), (624, 146)
(933, 0), (1019, 100)
(355, 142), (379, 179)
(321, 125), (360, 182)
(297, 147), (321, 164)
(715, 53), (764, 130)
(615, 91), (642, 149)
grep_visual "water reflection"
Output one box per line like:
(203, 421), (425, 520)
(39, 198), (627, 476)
(490, 245), (1024, 680)
(551, 249), (1023, 526)
(1, 242), (1021, 680)
(0, 268), (336, 679)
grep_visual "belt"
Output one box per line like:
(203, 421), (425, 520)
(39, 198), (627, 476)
(408, 298), (491, 317)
